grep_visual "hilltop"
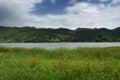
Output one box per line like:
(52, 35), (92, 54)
(0, 26), (120, 42)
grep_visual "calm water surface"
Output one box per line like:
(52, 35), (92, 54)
(0, 42), (120, 49)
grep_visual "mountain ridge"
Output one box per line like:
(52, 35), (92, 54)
(0, 26), (120, 42)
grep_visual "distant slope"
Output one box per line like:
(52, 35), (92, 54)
(0, 26), (120, 42)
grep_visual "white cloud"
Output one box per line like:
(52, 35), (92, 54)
(88, 0), (91, 2)
(66, 2), (101, 15)
(100, 0), (110, 2)
(69, 0), (77, 4)
(51, 0), (56, 4)
(111, 0), (120, 4)
(0, 0), (120, 29)
(0, 0), (43, 26)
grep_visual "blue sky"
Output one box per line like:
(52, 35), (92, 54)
(0, 0), (120, 29)
(33, 0), (111, 15)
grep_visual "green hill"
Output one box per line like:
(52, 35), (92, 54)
(0, 26), (120, 42)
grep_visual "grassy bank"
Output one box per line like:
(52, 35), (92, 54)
(0, 47), (120, 80)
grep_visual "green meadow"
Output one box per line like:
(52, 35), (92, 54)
(0, 47), (120, 80)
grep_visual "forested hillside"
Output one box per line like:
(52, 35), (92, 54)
(0, 26), (120, 42)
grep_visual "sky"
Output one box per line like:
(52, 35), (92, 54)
(0, 0), (120, 29)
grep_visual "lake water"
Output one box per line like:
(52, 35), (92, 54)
(0, 42), (120, 49)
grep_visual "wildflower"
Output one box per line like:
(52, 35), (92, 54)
(58, 60), (68, 69)
(30, 58), (39, 68)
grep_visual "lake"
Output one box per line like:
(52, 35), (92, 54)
(0, 42), (120, 50)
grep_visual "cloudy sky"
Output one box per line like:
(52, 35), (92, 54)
(0, 0), (120, 29)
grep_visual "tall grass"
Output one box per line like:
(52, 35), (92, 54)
(0, 47), (120, 80)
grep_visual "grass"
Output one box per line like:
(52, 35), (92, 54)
(0, 47), (120, 80)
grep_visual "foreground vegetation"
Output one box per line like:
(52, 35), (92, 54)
(0, 47), (120, 80)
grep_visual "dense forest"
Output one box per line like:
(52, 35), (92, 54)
(0, 26), (120, 42)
